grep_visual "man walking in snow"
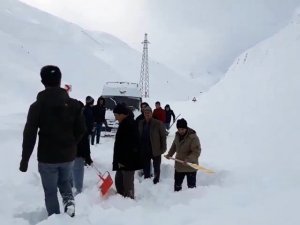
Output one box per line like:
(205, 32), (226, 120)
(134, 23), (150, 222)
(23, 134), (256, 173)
(152, 101), (166, 123)
(19, 65), (86, 217)
(112, 103), (143, 199)
(138, 106), (167, 184)
(165, 118), (201, 191)
(164, 104), (176, 130)
(135, 102), (149, 123)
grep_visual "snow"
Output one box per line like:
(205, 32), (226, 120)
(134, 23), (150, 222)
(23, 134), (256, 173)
(1, 0), (300, 225)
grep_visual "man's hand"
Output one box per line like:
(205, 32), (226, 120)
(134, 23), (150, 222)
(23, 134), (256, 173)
(85, 157), (93, 166)
(19, 159), (28, 172)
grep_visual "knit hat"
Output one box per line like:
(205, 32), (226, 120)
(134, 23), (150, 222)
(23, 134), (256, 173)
(176, 118), (188, 129)
(40, 65), (61, 87)
(143, 106), (152, 113)
(113, 103), (129, 115)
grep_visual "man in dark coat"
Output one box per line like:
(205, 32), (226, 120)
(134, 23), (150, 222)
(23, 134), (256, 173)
(135, 102), (149, 123)
(92, 96), (108, 144)
(19, 65), (86, 217)
(112, 103), (143, 199)
(83, 96), (95, 144)
(164, 104), (176, 130)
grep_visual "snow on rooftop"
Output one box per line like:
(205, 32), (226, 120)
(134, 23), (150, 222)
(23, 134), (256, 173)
(101, 81), (142, 98)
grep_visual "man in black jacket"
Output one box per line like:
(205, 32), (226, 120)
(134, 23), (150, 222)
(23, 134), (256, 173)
(19, 65), (86, 217)
(91, 96), (107, 144)
(112, 103), (142, 199)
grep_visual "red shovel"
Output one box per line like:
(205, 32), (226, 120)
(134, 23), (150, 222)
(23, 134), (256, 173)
(92, 164), (113, 196)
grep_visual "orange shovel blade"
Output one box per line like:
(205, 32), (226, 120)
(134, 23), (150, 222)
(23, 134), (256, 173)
(99, 174), (113, 196)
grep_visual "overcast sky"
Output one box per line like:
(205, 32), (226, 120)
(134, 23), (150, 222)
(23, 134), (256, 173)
(21, 0), (300, 76)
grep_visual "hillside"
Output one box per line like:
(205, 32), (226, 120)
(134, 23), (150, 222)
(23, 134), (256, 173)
(0, 0), (199, 110)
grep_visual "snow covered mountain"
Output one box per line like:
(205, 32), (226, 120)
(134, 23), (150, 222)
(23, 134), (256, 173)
(1, 1), (299, 225)
(0, 0), (199, 110)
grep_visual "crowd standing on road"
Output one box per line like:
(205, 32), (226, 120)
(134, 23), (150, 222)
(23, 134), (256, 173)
(19, 65), (203, 217)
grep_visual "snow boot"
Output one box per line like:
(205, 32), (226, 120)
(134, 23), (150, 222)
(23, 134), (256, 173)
(64, 200), (75, 217)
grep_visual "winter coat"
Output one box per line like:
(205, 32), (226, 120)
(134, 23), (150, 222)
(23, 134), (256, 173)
(152, 107), (166, 123)
(77, 103), (92, 161)
(165, 109), (175, 124)
(83, 105), (94, 134)
(135, 113), (144, 123)
(93, 105), (106, 123)
(138, 118), (167, 157)
(113, 116), (143, 171)
(166, 128), (201, 172)
(22, 87), (86, 164)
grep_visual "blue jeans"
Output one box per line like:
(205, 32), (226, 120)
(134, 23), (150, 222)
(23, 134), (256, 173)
(72, 157), (85, 193)
(38, 161), (74, 216)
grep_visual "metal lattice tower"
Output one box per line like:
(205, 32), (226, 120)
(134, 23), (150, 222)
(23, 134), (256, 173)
(139, 33), (150, 98)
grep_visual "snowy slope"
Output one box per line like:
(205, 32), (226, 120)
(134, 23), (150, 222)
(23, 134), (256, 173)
(1, 1), (300, 225)
(0, 0), (198, 109)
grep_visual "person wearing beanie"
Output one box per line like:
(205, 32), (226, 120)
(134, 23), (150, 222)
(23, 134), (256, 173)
(19, 65), (86, 217)
(83, 96), (95, 145)
(137, 105), (167, 184)
(112, 103), (143, 199)
(165, 118), (201, 191)
(91, 96), (108, 145)
(164, 104), (176, 130)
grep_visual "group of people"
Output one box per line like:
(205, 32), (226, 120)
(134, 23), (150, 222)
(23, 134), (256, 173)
(19, 65), (202, 218)
(83, 95), (108, 145)
(136, 101), (176, 131)
(112, 102), (201, 199)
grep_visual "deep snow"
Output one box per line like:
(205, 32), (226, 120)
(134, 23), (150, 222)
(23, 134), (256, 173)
(0, 1), (300, 225)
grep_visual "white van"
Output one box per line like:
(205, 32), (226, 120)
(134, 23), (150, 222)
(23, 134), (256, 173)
(101, 81), (142, 111)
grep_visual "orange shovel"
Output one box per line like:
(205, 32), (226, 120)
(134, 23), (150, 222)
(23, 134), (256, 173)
(92, 164), (113, 196)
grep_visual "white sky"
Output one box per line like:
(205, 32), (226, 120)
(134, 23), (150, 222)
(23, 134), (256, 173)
(20, 0), (300, 75)
(1, 1), (300, 224)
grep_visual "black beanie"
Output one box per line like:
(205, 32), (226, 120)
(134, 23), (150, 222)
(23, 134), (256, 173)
(113, 103), (129, 115)
(86, 96), (94, 105)
(176, 118), (188, 129)
(40, 65), (61, 87)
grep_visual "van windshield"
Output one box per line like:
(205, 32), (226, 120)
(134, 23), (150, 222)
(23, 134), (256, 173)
(102, 96), (141, 111)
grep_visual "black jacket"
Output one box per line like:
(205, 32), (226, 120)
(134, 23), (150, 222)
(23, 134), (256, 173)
(83, 105), (94, 134)
(93, 105), (106, 123)
(22, 87), (86, 163)
(77, 103), (92, 161)
(165, 109), (175, 123)
(113, 116), (143, 171)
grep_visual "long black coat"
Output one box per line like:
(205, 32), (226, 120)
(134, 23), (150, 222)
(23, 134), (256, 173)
(113, 116), (143, 171)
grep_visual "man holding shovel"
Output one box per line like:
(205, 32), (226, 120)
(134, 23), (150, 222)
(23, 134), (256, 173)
(165, 118), (201, 191)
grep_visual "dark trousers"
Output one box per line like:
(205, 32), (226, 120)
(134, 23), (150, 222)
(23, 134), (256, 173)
(174, 171), (197, 191)
(91, 123), (102, 145)
(115, 170), (135, 199)
(143, 155), (161, 183)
